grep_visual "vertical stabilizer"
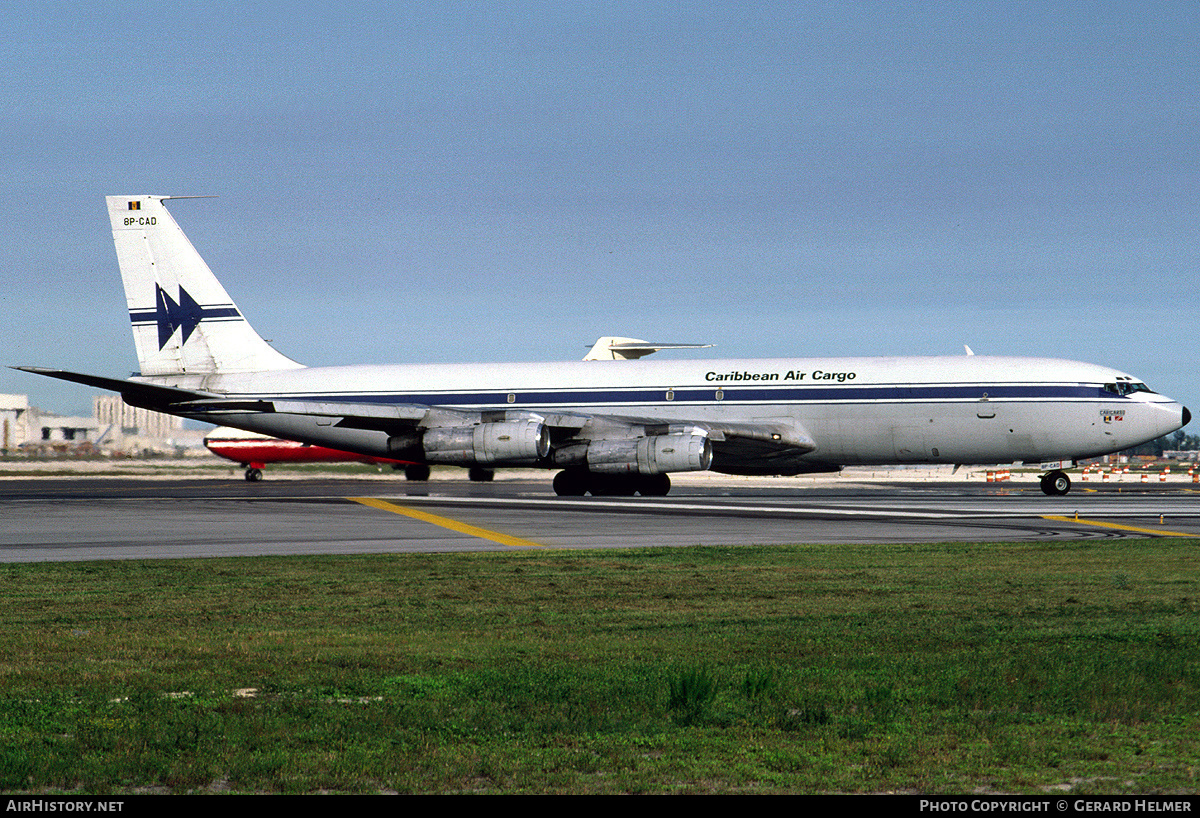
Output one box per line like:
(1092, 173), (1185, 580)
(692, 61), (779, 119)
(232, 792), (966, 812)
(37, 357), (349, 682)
(107, 195), (303, 376)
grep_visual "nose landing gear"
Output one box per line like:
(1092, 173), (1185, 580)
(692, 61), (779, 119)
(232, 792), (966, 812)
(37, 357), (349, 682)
(1040, 470), (1072, 496)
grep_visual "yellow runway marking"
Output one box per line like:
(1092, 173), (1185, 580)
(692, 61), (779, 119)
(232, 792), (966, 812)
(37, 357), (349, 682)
(1041, 516), (1197, 538)
(349, 497), (545, 548)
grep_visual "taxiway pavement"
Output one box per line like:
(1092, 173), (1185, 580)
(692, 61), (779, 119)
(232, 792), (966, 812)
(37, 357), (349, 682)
(2, 472), (1197, 562)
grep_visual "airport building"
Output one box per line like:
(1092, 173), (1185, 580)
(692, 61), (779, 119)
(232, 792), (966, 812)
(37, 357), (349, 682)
(93, 394), (184, 442)
(0, 394), (30, 452)
(1164, 450), (1200, 462)
(0, 393), (196, 455)
(1, 393), (99, 454)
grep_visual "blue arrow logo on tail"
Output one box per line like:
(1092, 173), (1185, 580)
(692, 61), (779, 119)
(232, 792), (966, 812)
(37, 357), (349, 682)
(129, 285), (241, 350)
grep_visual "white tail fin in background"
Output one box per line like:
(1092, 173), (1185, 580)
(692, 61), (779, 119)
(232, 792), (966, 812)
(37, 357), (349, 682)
(107, 195), (303, 376)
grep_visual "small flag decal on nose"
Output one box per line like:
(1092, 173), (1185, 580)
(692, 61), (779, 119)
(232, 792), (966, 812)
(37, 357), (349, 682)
(128, 201), (140, 210)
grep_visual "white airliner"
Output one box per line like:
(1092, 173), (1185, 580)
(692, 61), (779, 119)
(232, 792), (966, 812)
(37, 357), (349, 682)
(16, 195), (1189, 496)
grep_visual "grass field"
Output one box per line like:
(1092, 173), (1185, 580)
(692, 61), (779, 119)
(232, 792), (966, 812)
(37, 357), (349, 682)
(1, 539), (1197, 794)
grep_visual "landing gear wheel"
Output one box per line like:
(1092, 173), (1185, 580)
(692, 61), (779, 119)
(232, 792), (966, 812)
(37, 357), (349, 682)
(1040, 470), (1071, 496)
(637, 474), (671, 496)
(244, 468), (263, 482)
(404, 464), (431, 481)
(468, 467), (495, 482)
(591, 475), (636, 496)
(553, 469), (588, 496)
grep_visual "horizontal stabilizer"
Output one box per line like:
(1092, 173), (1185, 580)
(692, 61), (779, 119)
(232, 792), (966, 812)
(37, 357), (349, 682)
(583, 337), (713, 361)
(12, 366), (213, 409)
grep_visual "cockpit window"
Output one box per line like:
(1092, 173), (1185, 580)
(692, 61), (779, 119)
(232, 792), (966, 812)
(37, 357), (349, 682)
(1104, 381), (1155, 396)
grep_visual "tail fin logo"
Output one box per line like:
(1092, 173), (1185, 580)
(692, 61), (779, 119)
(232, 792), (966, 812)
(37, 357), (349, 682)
(129, 285), (241, 350)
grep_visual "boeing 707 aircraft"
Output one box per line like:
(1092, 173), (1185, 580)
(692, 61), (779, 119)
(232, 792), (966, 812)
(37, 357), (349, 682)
(16, 196), (1189, 496)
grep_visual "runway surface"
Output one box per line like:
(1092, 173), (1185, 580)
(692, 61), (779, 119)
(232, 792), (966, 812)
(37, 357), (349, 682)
(3, 473), (1198, 562)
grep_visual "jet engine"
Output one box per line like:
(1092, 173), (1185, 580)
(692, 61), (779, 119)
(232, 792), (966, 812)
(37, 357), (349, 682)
(393, 420), (550, 465)
(556, 429), (712, 475)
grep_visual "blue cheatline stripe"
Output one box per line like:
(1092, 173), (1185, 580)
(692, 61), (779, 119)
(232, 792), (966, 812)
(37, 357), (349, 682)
(129, 308), (241, 323)
(216, 383), (1110, 408)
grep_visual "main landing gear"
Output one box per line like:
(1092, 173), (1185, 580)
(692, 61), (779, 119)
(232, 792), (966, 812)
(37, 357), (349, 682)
(403, 464), (431, 481)
(402, 465), (495, 482)
(552, 468), (671, 497)
(1039, 470), (1072, 496)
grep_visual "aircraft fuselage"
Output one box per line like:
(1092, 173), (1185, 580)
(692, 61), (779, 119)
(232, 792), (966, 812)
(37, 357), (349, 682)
(151, 353), (1186, 474)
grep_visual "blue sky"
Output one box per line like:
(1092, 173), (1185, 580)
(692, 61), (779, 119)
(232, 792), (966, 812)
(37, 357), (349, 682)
(2, 2), (1197, 418)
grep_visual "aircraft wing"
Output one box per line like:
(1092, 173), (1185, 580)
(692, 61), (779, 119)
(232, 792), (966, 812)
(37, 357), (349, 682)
(14, 368), (821, 474)
(170, 396), (819, 472)
(176, 396), (814, 449)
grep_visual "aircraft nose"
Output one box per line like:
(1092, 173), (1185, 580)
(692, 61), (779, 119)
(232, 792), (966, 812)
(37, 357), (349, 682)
(1184, 406), (1192, 427)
